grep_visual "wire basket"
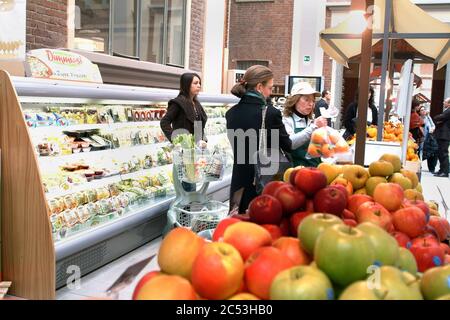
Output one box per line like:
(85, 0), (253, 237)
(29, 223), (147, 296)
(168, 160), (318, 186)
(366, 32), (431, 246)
(172, 200), (228, 233)
(173, 148), (226, 183)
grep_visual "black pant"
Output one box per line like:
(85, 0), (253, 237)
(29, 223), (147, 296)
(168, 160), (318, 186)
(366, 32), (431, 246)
(427, 155), (438, 173)
(437, 139), (449, 175)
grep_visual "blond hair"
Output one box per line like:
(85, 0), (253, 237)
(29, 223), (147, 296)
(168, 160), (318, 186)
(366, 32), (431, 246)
(283, 94), (313, 119)
(231, 65), (273, 98)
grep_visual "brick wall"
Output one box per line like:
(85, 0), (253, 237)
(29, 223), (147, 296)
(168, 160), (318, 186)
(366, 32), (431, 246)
(228, 0), (294, 85)
(322, 7), (333, 92)
(189, 0), (206, 72)
(26, 0), (68, 50)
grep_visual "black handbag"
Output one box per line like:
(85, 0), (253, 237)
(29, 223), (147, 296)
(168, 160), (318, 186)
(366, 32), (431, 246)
(253, 106), (292, 194)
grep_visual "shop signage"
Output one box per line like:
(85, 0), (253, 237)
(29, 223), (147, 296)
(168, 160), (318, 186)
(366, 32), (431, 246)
(303, 55), (311, 65)
(0, 0), (26, 61)
(25, 49), (103, 83)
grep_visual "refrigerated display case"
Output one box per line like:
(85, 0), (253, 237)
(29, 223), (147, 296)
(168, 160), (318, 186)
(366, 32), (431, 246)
(0, 70), (238, 299)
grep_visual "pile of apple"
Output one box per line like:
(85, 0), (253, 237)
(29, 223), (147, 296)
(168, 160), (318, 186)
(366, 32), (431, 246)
(131, 153), (450, 300)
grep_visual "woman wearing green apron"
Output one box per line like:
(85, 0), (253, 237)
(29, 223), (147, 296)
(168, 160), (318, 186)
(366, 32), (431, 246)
(282, 82), (328, 167)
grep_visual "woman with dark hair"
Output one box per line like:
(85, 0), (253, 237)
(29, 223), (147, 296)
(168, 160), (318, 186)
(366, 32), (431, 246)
(409, 100), (424, 144)
(226, 65), (292, 213)
(343, 86), (378, 140)
(160, 73), (207, 144)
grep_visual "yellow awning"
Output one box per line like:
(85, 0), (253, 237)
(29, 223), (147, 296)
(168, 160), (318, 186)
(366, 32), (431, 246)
(320, 0), (450, 70)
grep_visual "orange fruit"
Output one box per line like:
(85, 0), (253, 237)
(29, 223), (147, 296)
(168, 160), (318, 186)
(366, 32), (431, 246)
(307, 144), (321, 158)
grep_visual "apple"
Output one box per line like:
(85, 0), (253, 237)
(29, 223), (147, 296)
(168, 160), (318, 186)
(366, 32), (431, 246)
(289, 168), (302, 186)
(426, 201), (439, 211)
(314, 224), (375, 287)
(133, 274), (197, 300)
(395, 247), (418, 275)
(230, 213), (251, 222)
(330, 176), (353, 196)
(305, 199), (315, 213)
(339, 281), (389, 300)
(427, 216), (450, 242)
(392, 207), (427, 238)
(272, 237), (311, 265)
(342, 165), (369, 190)
(212, 218), (240, 242)
(294, 167), (327, 197)
(223, 222), (272, 260)
(365, 177), (388, 197)
(347, 194), (373, 215)
(376, 266), (423, 300)
(373, 183), (404, 212)
(438, 293), (450, 300)
(404, 189), (424, 201)
(328, 184), (349, 202)
(403, 199), (430, 222)
(157, 228), (205, 280)
(357, 222), (399, 266)
(270, 266), (334, 300)
(411, 233), (440, 247)
(248, 195), (283, 225)
(279, 218), (290, 236)
(420, 265), (450, 300)
(262, 181), (286, 197)
(342, 209), (356, 220)
(132, 271), (162, 300)
(298, 213), (343, 255)
(416, 183), (423, 193)
(440, 243), (450, 255)
(410, 239), (446, 272)
(356, 202), (392, 230)
(389, 173), (413, 191)
(191, 242), (244, 300)
(261, 224), (283, 242)
(245, 247), (294, 300)
(369, 160), (394, 177)
(283, 167), (295, 183)
(313, 186), (347, 216)
(273, 184), (306, 215)
(343, 219), (358, 227)
(317, 163), (342, 185)
(400, 169), (419, 188)
(289, 211), (311, 237)
(354, 188), (368, 195)
(379, 154), (402, 173)
(228, 293), (260, 300)
(391, 231), (411, 248)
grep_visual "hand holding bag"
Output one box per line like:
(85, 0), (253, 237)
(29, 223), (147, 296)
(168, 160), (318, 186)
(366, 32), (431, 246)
(253, 106), (292, 194)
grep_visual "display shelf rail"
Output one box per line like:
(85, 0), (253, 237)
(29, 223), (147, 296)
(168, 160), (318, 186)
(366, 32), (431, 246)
(28, 121), (163, 134)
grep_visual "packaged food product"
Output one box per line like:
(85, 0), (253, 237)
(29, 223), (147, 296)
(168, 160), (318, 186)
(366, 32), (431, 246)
(75, 205), (91, 223)
(48, 199), (64, 215)
(74, 192), (87, 206)
(96, 187), (110, 201)
(85, 189), (98, 203)
(85, 202), (98, 215)
(97, 199), (113, 215)
(118, 194), (130, 208)
(61, 209), (79, 228)
(63, 195), (77, 210)
(108, 183), (120, 197)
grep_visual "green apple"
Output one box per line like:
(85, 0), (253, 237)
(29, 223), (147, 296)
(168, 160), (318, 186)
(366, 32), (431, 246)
(379, 154), (402, 173)
(437, 294), (450, 300)
(389, 173), (413, 191)
(270, 266), (334, 300)
(420, 265), (450, 300)
(379, 266), (423, 300)
(343, 165), (369, 190)
(365, 177), (388, 197)
(357, 222), (399, 266)
(395, 247), (418, 275)
(314, 224), (375, 287)
(298, 213), (343, 255)
(339, 281), (389, 300)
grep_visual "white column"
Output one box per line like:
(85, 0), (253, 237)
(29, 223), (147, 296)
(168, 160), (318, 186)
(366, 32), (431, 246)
(202, 0), (226, 94)
(445, 63), (450, 100)
(290, 0), (326, 76)
(184, 0), (192, 70)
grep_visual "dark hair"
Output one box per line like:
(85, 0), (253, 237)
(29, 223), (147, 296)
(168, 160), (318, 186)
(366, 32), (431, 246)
(411, 99), (421, 112)
(230, 65), (273, 98)
(322, 90), (330, 98)
(179, 73), (201, 100)
(354, 86), (375, 108)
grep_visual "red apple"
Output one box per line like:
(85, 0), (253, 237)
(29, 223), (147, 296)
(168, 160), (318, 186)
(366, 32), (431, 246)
(342, 209), (356, 220)
(355, 202), (392, 230)
(343, 219), (357, 227)
(313, 186), (347, 216)
(373, 183), (404, 212)
(230, 213), (251, 222)
(133, 274), (197, 300)
(294, 167), (327, 197)
(411, 233), (440, 247)
(439, 243), (450, 255)
(262, 181), (286, 197)
(392, 206), (427, 238)
(289, 168), (301, 186)
(273, 184), (306, 215)
(427, 216), (450, 242)
(248, 195), (283, 225)
(244, 247), (294, 300)
(409, 239), (446, 272)
(279, 218), (290, 236)
(132, 271), (162, 300)
(223, 222), (272, 260)
(328, 184), (348, 203)
(347, 194), (373, 215)
(305, 199), (315, 213)
(445, 255), (450, 265)
(392, 231), (411, 248)
(261, 224), (283, 243)
(272, 237), (311, 265)
(289, 211), (311, 237)
(402, 199), (430, 221)
(386, 222), (395, 234)
(212, 218), (241, 242)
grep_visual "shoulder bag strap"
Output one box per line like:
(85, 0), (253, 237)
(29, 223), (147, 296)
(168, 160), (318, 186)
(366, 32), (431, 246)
(259, 106), (268, 156)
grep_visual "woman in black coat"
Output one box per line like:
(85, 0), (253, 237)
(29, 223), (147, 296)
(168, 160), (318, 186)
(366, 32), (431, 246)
(343, 87), (378, 140)
(226, 65), (292, 213)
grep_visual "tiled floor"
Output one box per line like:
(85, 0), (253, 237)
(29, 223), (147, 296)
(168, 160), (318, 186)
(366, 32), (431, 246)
(56, 162), (450, 300)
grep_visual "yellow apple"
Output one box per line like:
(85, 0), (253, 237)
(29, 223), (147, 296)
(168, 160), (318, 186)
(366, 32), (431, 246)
(365, 176), (388, 197)
(379, 154), (402, 173)
(404, 189), (424, 201)
(400, 169), (419, 188)
(369, 160), (394, 177)
(343, 165), (369, 190)
(389, 173), (412, 191)
(354, 188), (367, 195)
(318, 163), (342, 185)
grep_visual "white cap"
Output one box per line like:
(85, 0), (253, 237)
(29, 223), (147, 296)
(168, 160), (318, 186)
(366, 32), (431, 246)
(290, 82), (320, 97)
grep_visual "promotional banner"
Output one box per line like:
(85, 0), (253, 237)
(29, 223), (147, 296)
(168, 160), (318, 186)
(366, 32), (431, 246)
(0, 0), (26, 60)
(26, 49), (103, 83)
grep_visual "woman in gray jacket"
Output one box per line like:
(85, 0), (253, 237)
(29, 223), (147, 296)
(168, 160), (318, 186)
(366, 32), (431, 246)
(282, 82), (328, 167)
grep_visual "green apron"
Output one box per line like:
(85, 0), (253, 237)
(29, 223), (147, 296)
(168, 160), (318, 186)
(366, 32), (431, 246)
(291, 116), (321, 168)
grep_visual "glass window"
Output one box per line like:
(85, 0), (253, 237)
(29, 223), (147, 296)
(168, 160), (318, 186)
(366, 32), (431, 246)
(112, 0), (137, 58)
(166, 0), (185, 67)
(74, 0), (111, 53)
(140, 0), (165, 63)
